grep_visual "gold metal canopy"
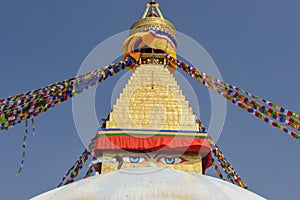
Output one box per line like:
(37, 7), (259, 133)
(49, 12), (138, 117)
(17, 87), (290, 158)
(129, 0), (177, 42)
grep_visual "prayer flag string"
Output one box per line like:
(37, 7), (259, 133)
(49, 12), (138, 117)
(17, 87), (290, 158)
(207, 135), (248, 189)
(16, 119), (32, 176)
(57, 148), (92, 187)
(167, 54), (300, 140)
(16, 118), (37, 176)
(211, 157), (226, 181)
(202, 77), (300, 139)
(167, 55), (300, 122)
(63, 149), (91, 186)
(196, 118), (247, 188)
(0, 57), (134, 132)
(31, 118), (35, 136)
(199, 72), (300, 131)
(58, 115), (113, 185)
(84, 165), (95, 179)
(57, 134), (98, 187)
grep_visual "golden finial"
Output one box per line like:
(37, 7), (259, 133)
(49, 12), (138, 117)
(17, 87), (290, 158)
(142, 0), (164, 19)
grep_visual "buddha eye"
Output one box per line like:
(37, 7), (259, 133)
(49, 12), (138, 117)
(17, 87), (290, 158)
(157, 157), (186, 164)
(122, 156), (147, 163)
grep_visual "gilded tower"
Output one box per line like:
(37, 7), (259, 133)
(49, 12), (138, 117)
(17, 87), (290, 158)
(94, 0), (212, 174)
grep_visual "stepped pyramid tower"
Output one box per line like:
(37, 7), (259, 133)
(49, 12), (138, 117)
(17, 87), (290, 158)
(106, 64), (198, 131)
(32, 1), (266, 199)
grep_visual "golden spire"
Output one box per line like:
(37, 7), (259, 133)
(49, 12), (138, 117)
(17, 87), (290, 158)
(129, 0), (177, 42)
(142, 0), (164, 19)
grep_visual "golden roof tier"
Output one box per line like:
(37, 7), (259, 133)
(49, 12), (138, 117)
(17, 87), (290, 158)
(122, 0), (177, 65)
(129, 0), (177, 42)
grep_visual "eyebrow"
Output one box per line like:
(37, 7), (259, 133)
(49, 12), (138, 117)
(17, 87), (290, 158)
(140, 151), (151, 159)
(153, 152), (162, 159)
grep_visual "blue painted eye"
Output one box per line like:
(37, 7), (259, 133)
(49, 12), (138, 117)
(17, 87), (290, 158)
(165, 157), (175, 164)
(158, 157), (185, 164)
(129, 156), (140, 163)
(122, 156), (146, 163)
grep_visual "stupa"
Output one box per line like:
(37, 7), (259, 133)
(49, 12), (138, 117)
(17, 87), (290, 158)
(31, 1), (266, 199)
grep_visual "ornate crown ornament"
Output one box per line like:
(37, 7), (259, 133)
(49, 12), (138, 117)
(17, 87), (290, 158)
(122, 0), (177, 67)
(130, 0), (177, 43)
(129, 0), (177, 44)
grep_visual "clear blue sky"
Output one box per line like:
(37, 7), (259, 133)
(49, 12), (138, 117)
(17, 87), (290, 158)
(0, 0), (299, 199)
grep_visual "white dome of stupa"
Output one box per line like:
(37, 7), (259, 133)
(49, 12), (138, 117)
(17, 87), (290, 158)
(31, 167), (266, 200)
